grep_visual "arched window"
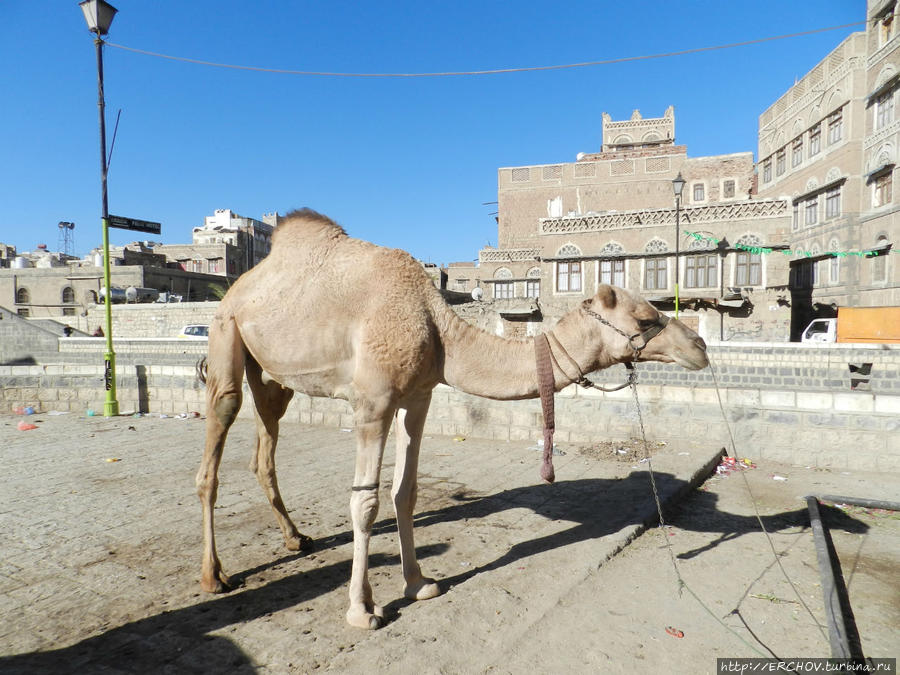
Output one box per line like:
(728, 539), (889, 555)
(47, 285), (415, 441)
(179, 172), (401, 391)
(556, 244), (582, 293)
(62, 286), (76, 303)
(526, 267), (541, 298)
(16, 287), (30, 304)
(809, 244), (821, 286)
(494, 267), (512, 279)
(828, 239), (840, 285)
(493, 267), (513, 299)
(735, 234), (763, 286)
(600, 242), (625, 287)
(644, 239), (668, 290)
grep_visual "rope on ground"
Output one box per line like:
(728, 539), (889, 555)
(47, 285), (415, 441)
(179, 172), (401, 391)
(706, 359), (829, 644)
(628, 363), (768, 658)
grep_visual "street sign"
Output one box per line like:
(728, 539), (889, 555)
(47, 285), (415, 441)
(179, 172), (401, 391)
(107, 215), (161, 235)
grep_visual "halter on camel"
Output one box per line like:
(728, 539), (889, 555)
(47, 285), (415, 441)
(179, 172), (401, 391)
(533, 310), (671, 483)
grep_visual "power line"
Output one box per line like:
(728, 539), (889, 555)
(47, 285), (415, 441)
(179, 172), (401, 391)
(106, 21), (865, 79)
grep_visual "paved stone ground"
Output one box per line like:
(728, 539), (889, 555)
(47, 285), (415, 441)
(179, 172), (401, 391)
(0, 411), (897, 674)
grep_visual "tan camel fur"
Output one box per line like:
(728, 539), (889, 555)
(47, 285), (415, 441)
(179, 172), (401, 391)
(196, 208), (709, 629)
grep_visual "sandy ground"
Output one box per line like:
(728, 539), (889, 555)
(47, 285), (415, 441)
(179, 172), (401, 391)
(0, 412), (897, 674)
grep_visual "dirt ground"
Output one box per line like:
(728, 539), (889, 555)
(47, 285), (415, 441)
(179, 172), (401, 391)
(0, 413), (897, 674)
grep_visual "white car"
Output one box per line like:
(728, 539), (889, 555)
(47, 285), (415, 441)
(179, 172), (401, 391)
(178, 324), (209, 339)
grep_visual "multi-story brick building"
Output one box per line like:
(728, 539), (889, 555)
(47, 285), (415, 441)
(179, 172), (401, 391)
(757, 0), (899, 338)
(447, 107), (793, 340)
(448, 0), (898, 342)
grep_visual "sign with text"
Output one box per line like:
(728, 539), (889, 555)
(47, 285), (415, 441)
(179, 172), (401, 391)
(107, 215), (161, 235)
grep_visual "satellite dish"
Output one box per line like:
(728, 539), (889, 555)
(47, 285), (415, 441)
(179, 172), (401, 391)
(471, 287), (483, 301)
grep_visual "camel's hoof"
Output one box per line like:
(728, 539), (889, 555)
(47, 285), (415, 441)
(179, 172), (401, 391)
(405, 578), (441, 601)
(346, 605), (385, 630)
(200, 570), (232, 594)
(285, 533), (314, 552)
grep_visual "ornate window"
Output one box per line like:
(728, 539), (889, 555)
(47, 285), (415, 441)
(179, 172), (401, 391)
(644, 239), (668, 291)
(525, 267), (540, 298)
(877, 90), (895, 130)
(493, 282), (513, 299)
(61, 286), (76, 303)
(16, 287), (30, 304)
(685, 253), (718, 289)
(792, 137), (803, 167)
(494, 267), (513, 279)
(735, 235), (763, 286)
(776, 149), (786, 176)
(828, 109), (843, 145)
(804, 195), (819, 226)
(828, 239), (840, 285)
(874, 171), (893, 207)
(809, 125), (821, 156)
(825, 187), (841, 219)
(556, 244), (582, 293)
(599, 242), (625, 287)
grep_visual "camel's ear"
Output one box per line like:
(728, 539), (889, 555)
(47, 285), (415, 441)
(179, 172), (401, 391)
(594, 284), (617, 309)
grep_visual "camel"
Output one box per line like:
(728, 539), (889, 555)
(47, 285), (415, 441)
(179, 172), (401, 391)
(196, 208), (709, 629)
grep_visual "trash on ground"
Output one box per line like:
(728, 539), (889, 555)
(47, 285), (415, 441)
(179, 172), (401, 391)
(105, 458), (121, 463)
(453, 436), (466, 442)
(665, 626), (685, 638)
(47, 411), (69, 416)
(17, 421), (38, 431)
(14, 406), (35, 415)
(715, 456), (756, 477)
(771, 474), (788, 481)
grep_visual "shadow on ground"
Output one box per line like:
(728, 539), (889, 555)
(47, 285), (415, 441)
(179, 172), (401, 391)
(0, 471), (868, 673)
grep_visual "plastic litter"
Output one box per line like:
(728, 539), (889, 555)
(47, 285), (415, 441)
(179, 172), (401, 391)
(715, 456), (756, 477)
(14, 406), (35, 415)
(86, 409), (96, 417)
(105, 458), (121, 463)
(17, 421), (38, 431)
(665, 626), (685, 639)
(772, 474), (788, 481)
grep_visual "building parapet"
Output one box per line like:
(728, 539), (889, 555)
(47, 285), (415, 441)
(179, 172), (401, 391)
(539, 198), (789, 235)
(478, 248), (541, 263)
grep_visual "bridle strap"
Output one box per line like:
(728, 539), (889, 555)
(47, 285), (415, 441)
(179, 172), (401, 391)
(533, 334), (557, 484)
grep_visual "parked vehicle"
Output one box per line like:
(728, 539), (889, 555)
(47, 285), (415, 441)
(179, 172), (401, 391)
(801, 307), (900, 344)
(178, 324), (209, 339)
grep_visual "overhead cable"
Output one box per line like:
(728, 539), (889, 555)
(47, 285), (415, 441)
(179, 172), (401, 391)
(105, 21), (865, 78)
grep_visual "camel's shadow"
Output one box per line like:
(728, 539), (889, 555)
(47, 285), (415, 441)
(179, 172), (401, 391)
(0, 471), (867, 673)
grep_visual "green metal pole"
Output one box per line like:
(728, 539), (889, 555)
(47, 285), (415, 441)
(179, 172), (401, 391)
(674, 196), (680, 319)
(95, 35), (118, 416)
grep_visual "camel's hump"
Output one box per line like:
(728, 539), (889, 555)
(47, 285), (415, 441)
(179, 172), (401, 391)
(272, 209), (348, 247)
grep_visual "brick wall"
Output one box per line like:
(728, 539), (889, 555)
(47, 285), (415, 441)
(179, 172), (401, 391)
(3, 343), (898, 470)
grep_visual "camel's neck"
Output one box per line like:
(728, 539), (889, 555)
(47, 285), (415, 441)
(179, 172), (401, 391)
(432, 297), (601, 401)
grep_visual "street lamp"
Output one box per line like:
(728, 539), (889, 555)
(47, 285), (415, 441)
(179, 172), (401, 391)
(671, 172), (686, 319)
(80, 0), (119, 417)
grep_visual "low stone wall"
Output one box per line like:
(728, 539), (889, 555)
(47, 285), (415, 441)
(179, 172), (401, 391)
(75, 302), (219, 338)
(3, 360), (898, 472)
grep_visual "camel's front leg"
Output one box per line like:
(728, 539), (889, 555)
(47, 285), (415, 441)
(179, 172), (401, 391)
(346, 403), (393, 629)
(393, 395), (441, 601)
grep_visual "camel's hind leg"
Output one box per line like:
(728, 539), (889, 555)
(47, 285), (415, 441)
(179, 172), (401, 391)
(245, 358), (312, 552)
(196, 314), (245, 593)
(393, 393), (440, 601)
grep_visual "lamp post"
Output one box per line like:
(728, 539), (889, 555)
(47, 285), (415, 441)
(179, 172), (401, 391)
(80, 0), (119, 417)
(671, 172), (686, 319)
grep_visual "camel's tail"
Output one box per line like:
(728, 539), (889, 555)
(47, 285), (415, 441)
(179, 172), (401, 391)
(196, 357), (208, 385)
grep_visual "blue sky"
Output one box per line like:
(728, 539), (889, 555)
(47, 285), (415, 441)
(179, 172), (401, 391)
(1, 1), (863, 264)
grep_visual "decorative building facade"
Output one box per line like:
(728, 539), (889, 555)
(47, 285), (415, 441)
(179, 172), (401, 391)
(446, 107), (792, 341)
(447, 0), (898, 342)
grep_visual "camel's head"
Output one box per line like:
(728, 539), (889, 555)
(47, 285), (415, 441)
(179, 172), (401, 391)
(581, 285), (708, 370)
